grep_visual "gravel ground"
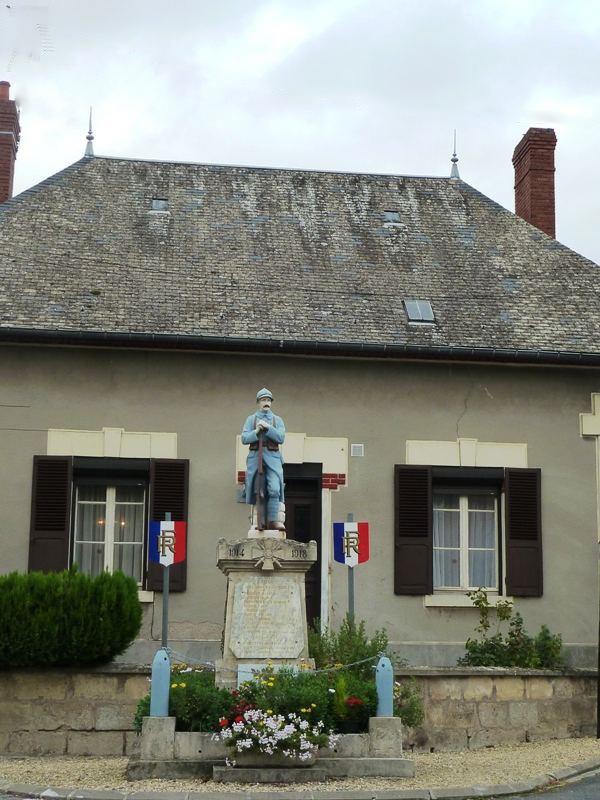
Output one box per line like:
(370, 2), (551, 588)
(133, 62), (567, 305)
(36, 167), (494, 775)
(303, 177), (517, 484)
(1, 738), (600, 793)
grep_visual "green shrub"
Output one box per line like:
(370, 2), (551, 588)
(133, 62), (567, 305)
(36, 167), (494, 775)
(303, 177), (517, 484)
(308, 614), (389, 679)
(308, 615), (421, 731)
(0, 568), (142, 668)
(238, 666), (337, 730)
(133, 667), (234, 733)
(534, 624), (565, 669)
(458, 588), (564, 669)
(393, 677), (425, 728)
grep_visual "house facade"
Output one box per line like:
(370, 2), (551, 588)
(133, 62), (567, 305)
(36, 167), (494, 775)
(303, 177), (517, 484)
(1, 80), (598, 667)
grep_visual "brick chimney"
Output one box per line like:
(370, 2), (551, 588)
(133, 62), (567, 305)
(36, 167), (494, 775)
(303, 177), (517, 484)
(0, 81), (21, 203)
(512, 127), (557, 238)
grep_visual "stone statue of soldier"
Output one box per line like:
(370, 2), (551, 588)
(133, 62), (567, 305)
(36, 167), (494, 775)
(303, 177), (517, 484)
(241, 388), (286, 531)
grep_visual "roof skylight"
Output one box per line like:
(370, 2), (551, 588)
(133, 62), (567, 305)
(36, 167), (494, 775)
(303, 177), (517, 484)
(151, 198), (169, 211)
(404, 299), (435, 322)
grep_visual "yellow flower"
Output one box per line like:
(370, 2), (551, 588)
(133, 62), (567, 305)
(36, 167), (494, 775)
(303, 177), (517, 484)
(179, 682), (186, 688)
(300, 707), (307, 713)
(267, 681), (274, 687)
(266, 709), (273, 714)
(311, 703), (317, 708)
(171, 683), (177, 688)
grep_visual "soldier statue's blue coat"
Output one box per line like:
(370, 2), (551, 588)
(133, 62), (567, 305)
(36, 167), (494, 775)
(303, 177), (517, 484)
(241, 409), (286, 520)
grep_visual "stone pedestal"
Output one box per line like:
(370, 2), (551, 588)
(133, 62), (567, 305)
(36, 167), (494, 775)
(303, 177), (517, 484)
(215, 537), (317, 688)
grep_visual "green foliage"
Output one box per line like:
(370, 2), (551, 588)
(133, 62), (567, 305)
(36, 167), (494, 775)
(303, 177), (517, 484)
(133, 692), (151, 733)
(0, 568), (142, 668)
(133, 668), (233, 733)
(330, 669), (376, 727)
(458, 588), (564, 669)
(238, 666), (338, 730)
(170, 670), (233, 732)
(534, 625), (565, 670)
(393, 677), (425, 728)
(308, 614), (389, 679)
(134, 616), (415, 737)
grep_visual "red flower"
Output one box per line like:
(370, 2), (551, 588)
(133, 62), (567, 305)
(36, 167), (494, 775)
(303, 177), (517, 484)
(234, 715), (243, 723)
(346, 695), (364, 707)
(219, 718), (229, 727)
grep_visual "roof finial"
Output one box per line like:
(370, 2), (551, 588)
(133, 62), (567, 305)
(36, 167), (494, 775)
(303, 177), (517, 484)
(450, 129), (460, 179)
(84, 107), (94, 157)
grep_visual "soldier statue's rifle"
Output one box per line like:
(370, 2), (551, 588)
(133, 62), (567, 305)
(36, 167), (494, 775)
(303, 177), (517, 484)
(256, 429), (266, 530)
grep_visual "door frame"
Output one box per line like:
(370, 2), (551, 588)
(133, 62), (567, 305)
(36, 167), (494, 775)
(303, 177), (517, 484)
(284, 463), (325, 627)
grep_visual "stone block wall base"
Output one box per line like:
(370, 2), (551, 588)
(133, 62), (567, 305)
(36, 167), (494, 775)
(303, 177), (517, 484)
(369, 716), (404, 756)
(213, 757), (415, 782)
(213, 765), (329, 784)
(126, 758), (217, 780)
(319, 757), (415, 778)
(140, 717), (175, 761)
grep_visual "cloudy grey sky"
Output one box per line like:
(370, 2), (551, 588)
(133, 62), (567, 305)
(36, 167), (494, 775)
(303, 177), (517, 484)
(3, 0), (600, 263)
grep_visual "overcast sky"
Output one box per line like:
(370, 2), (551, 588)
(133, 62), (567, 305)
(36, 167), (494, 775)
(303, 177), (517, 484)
(3, 0), (599, 263)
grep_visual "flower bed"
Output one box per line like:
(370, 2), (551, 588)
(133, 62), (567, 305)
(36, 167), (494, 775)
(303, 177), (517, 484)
(214, 708), (340, 765)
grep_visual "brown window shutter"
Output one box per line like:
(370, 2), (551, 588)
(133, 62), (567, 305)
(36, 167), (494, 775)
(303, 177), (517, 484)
(394, 465), (433, 595)
(29, 455), (73, 572)
(505, 467), (542, 597)
(146, 459), (189, 592)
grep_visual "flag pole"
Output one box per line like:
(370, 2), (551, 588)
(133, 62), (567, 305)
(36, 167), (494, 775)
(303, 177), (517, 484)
(347, 512), (355, 623)
(150, 511), (172, 717)
(161, 511), (171, 648)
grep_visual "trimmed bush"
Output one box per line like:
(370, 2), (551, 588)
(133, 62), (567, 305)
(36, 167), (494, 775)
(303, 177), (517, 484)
(0, 568), (142, 668)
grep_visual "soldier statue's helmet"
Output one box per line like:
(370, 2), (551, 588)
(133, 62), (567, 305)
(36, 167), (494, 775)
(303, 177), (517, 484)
(256, 387), (274, 401)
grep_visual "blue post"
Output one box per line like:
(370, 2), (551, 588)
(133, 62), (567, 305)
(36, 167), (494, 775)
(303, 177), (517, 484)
(150, 647), (171, 716)
(150, 511), (172, 717)
(375, 655), (394, 717)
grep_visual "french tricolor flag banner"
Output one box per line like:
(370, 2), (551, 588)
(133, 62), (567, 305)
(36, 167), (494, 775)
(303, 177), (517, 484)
(333, 521), (370, 567)
(148, 520), (187, 567)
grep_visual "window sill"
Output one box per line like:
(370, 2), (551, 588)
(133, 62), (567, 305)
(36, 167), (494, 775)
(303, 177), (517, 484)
(424, 593), (513, 608)
(138, 589), (154, 603)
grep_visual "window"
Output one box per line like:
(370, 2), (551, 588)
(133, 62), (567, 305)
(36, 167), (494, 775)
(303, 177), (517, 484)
(433, 491), (498, 590)
(404, 299), (435, 323)
(394, 465), (542, 598)
(73, 484), (146, 583)
(151, 198), (169, 211)
(29, 456), (189, 592)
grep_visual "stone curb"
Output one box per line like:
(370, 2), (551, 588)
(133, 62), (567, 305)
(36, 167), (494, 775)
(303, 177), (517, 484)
(1, 759), (600, 800)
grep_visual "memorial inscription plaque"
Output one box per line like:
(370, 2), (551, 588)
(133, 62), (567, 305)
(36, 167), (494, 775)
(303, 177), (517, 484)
(229, 575), (304, 659)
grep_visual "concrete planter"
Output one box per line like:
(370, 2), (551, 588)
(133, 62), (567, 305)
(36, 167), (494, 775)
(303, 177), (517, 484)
(233, 749), (316, 767)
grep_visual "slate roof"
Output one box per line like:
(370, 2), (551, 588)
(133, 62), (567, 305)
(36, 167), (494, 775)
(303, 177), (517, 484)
(0, 155), (599, 365)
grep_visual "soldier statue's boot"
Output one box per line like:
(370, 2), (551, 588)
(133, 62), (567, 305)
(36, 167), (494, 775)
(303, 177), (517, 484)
(268, 520), (286, 531)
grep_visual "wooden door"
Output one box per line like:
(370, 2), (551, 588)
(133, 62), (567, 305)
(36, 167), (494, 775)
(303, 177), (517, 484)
(284, 465), (321, 628)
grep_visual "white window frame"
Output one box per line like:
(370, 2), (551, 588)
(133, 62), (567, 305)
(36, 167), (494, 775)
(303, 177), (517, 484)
(433, 491), (499, 592)
(73, 483), (147, 585)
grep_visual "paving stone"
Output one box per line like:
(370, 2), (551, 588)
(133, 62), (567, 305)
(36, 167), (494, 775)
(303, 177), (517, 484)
(213, 765), (329, 783)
